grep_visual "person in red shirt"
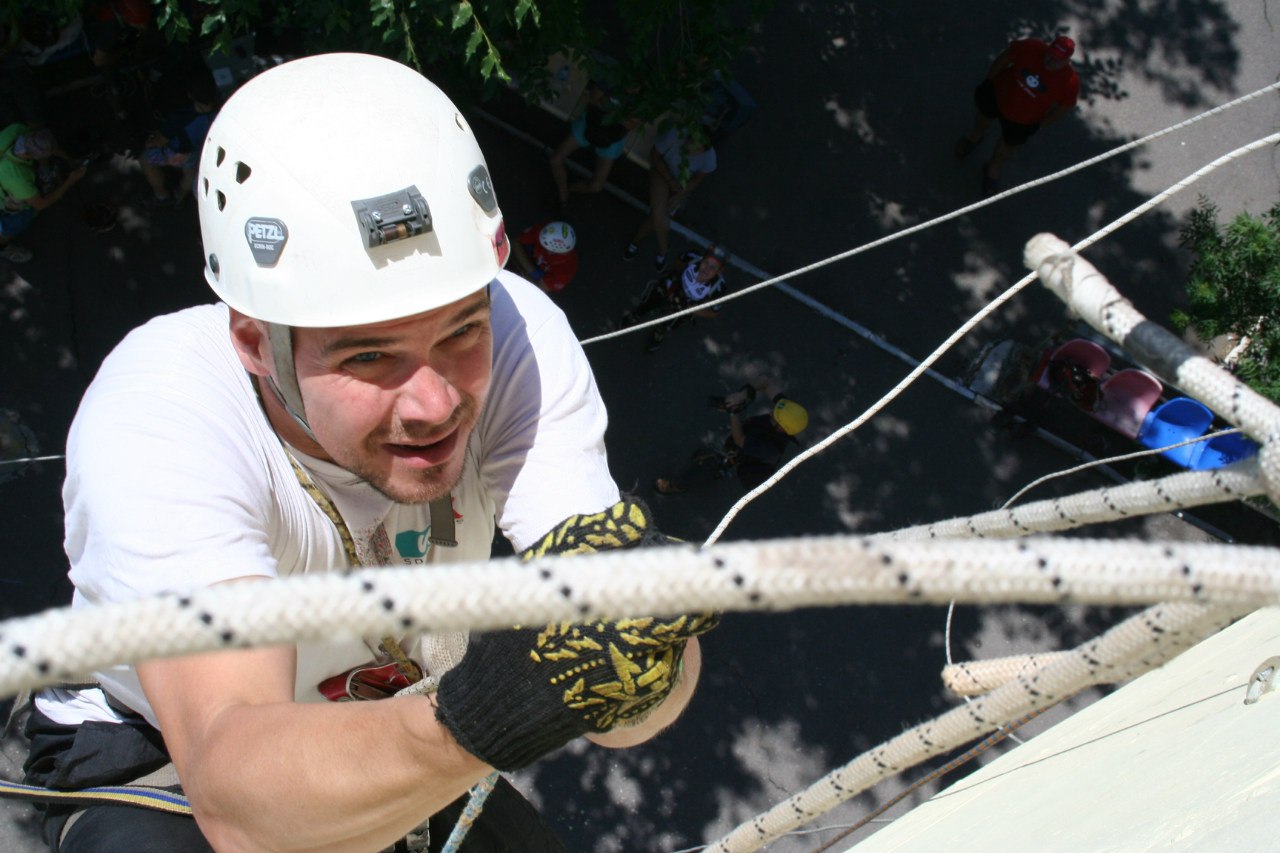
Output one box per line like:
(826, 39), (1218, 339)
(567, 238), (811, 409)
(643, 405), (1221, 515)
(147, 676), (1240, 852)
(510, 220), (580, 293)
(955, 35), (1080, 197)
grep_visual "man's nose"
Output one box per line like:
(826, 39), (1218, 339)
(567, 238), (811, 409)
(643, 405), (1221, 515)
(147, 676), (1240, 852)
(394, 363), (460, 425)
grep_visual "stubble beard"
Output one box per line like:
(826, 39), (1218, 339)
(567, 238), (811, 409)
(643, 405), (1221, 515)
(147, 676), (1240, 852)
(341, 397), (481, 505)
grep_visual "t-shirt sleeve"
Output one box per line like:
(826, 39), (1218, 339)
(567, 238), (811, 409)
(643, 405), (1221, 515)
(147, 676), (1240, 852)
(478, 273), (620, 551)
(63, 311), (281, 605)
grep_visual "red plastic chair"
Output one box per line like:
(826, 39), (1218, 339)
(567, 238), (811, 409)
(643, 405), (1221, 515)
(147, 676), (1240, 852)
(1034, 339), (1110, 390)
(1093, 369), (1164, 438)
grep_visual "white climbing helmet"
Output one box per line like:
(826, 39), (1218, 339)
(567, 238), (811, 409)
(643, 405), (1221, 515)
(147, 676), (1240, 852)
(197, 52), (508, 328)
(538, 221), (576, 254)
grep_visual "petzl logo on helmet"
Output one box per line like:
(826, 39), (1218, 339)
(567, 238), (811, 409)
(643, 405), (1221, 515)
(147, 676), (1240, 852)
(244, 217), (288, 266)
(467, 166), (497, 213)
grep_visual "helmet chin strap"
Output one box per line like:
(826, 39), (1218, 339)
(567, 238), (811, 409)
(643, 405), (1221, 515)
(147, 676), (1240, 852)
(265, 322), (318, 442)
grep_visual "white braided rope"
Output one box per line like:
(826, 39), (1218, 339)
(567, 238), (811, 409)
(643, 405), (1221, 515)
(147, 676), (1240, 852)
(942, 652), (1077, 697)
(705, 602), (1243, 853)
(940, 623), (1204, 698)
(3, 536), (1279, 698)
(883, 456), (1263, 541)
(1026, 232), (1280, 503)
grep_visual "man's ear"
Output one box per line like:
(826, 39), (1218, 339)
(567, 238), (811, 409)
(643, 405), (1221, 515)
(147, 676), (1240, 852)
(228, 308), (273, 377)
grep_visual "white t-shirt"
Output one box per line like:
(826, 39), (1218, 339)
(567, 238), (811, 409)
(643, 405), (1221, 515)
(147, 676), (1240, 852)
(39, 272), (620, 727)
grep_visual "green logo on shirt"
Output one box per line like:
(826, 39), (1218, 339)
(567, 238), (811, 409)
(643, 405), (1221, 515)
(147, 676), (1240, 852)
(395, 528), (432, 559)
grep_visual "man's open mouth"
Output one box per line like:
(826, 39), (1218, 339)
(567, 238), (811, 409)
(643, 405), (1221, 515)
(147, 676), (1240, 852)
(385, 429), (459, 468)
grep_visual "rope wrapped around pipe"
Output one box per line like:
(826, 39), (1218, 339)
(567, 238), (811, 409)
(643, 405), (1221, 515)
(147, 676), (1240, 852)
(3, 535), (1280, 698)
(1025, 234), (1280, 503)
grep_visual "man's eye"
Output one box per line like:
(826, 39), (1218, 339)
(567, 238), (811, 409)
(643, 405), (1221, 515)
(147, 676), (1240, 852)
(350, 352), (382, 363)
(450, 322), (478, 339)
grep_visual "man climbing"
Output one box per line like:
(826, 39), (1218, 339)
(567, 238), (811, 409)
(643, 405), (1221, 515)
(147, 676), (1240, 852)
(20, 54), (713, 853)
(954, 34), (1081, 197)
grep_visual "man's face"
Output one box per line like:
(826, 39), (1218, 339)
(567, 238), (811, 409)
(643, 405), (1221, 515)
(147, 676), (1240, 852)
(288, 290), (493, 503)
(695, 255), (724, 283)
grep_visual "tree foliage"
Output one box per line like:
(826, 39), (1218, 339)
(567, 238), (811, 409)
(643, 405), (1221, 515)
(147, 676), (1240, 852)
(142, 0), (767, 135)
(1172, 198), (1280, 403)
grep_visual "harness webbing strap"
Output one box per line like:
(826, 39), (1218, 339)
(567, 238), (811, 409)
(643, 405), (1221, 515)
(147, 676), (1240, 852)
(0, 777), (193, 815)
(428, 496), (457, 547)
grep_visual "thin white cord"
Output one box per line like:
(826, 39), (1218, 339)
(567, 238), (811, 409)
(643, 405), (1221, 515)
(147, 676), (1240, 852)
(1001, 428), (1241, 509)
(578, 82), (1280, 348)
(702, 130), (1280, 546)
(0, 455), (63, 468)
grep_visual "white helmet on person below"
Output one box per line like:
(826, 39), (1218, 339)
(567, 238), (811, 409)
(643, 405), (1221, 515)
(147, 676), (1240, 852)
(197, 52), (509, 329)
(538, 221), (576, 254)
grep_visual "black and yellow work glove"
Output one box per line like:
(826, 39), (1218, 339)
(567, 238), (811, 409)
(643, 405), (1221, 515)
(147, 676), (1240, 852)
(434, 498), (718, 771)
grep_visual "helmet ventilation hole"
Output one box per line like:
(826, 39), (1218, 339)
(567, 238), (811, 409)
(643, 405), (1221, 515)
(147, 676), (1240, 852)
(202, 177), (208, 195)
(235, 162), (251, 184)
(215, 147), (226, 167)
(455, 113), (465, 131)
(216, 190), (226, 211)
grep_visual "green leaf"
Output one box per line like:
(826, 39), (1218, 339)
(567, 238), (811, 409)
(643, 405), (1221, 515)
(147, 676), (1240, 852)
(451, 1), (473, 30)
(464, 26), (484, 62)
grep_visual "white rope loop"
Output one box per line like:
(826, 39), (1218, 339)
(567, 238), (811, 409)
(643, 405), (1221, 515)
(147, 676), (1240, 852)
(3, 536), (1280, 698)
(705, 602), (1242, 852)
(884, 456), (1263, 541)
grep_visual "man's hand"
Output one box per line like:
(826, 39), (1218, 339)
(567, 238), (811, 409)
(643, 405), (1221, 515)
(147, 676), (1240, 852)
(434, 499), (718, 770)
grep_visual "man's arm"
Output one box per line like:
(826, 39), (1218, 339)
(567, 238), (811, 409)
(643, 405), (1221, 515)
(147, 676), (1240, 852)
(21, 164), (85, 211)
(138, 612), (490, 853)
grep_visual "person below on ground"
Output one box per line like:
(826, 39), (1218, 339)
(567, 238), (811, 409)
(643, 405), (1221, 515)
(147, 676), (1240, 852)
(656, 378), (809, 495)
(624, 123), (716, 270)
(954, 34), (1080, 198)
(548, 81), (638, 207)
(137, 70), (220, 207)
(20, 53), (714, 853)
(510, 219), (579, 293)
(0, 124), (85, 263)
(619, 244), (729, 352)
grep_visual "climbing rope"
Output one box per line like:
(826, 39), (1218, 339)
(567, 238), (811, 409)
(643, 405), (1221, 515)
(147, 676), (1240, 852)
(703, 602), (1242, 852)
(806, 701), (1061, 852)
(997, 428), (1242, 511)
(882, 454), (1262, 542)
(4, 534), (1280, 698)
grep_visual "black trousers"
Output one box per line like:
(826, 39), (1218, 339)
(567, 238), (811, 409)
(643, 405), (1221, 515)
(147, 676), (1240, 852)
(22, 705), (569, 853)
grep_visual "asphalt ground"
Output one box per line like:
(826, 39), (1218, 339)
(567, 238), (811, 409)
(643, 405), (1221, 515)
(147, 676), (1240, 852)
(2, 2), (1279, 851)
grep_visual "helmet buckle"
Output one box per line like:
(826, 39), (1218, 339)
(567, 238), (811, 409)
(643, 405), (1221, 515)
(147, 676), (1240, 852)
(351, 186), (432, 248)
